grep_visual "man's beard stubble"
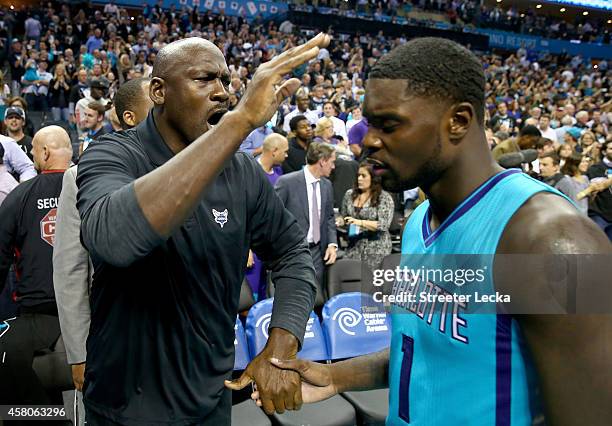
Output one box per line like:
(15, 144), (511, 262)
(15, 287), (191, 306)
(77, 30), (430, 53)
(381, 138), (445, 193)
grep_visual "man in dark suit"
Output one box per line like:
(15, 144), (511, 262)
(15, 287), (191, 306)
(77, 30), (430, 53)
(275, 142), (338, 301)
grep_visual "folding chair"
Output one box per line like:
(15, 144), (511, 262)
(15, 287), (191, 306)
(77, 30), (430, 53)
(246, 298), (356, 426)
(322, 292), (391, 425)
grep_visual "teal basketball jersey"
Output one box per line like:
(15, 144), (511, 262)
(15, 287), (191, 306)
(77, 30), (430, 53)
(387, 169), (571, 426)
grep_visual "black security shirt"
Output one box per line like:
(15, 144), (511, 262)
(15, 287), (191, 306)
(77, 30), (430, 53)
(0, 171), (64, 312)
(76, 113), (316, 425)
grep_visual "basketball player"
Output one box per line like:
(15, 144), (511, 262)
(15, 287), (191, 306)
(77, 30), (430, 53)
(254, 38), (612, 425)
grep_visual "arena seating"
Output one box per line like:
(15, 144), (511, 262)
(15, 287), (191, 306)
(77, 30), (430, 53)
(243, 298), (357, 426)
(235, 291), (392, 426)
(326, 259), (374, 298)
(322, 292), (391, 425)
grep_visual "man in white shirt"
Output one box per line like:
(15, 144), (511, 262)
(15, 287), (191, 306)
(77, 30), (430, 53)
(322, 102), (347, 142)
(282, 92), (319, 134)
(538, 114), (558, 144)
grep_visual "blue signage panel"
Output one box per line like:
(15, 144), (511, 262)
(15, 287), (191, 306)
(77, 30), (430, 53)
(469, 28), (612, 59)
(92, 0), (288, 20)
(542, 0), (612, 11)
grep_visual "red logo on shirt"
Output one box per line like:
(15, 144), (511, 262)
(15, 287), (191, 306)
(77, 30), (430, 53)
(40, 208), (57, 247)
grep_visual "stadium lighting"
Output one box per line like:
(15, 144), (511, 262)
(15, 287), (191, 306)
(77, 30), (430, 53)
(560, 8), (566, 12)
(9, 5), (13, 9)
(594, 64), (599, 69)
(520, 13), (525, 17)
(608, 19), (612, 24)
(496, 0), (502, 3)
(583, 11), (589, 15)
(536, 4), (542, 8)
(131, 16), (135, 20)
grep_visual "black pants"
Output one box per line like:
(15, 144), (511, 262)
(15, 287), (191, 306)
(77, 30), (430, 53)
(0, 313), (62, 404)
(85, 389), (232, 426)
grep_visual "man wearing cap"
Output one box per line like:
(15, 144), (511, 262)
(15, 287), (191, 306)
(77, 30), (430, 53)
(75, 77), (109, 137)
(4, 106), (33, 160)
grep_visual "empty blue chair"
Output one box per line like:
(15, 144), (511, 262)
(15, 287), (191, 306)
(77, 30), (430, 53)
(323, 292), (391, 426)
(232, 316), (271, 426)
(245, 298), (356, 426)
(322, 292), (391, 360)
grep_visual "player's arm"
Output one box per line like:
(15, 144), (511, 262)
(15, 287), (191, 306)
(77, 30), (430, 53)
(251, 348), (390, 405)
(496, 192), (612, 426)
(133, 34), (329, 239)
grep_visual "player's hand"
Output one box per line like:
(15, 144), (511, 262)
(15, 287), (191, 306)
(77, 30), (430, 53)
(225, 328), (302, 414)
(247, 250), (255, 268)
(71, 362), (85, 391)
(250, 358), (338, 405)
(236, 33), (330, 129)
(324, 245), (337, 265)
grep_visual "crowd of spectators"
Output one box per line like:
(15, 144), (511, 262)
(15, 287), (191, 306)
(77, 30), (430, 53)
(292, 0), (611, 43)
(0, 0), (610, 416)
(0, 0), (609, 235)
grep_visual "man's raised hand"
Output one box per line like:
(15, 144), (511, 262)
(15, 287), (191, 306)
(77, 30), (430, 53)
(236, 33), (330, 129)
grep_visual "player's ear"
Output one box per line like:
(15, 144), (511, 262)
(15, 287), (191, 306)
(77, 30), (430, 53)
(149, 77), (166, 106)
(448, 102), (475, 144)
(123, 111), (136, 128)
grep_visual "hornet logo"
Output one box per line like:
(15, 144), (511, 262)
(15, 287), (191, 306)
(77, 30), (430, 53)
(212, 209), (228, 228)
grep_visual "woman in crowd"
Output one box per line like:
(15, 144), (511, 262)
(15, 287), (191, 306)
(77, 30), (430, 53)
(561, 153), (589, 214)
(579, 155), (593, 175)
(314, 117), (353, 159)
(557, 143), (574, 168)
(580, 131), (602, 163)
(338, 162), (394, 270)
(48, 63), (72, 122)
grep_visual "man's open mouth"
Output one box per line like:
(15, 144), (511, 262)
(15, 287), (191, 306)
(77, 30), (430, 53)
(207, 109), (228, 126)
(364, 157), (389, 175)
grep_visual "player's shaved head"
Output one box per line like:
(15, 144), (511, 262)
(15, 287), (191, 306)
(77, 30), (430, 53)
(263, 133), (288, 152)
(152, 38), (221, 80)
(31, 125), (73, 171)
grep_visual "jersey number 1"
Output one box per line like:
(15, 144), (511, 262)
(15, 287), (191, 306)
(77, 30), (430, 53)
(399, 334), (414, 423)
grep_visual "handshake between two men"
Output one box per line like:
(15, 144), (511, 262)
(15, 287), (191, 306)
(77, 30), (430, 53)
(225, 331), (389, 414)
